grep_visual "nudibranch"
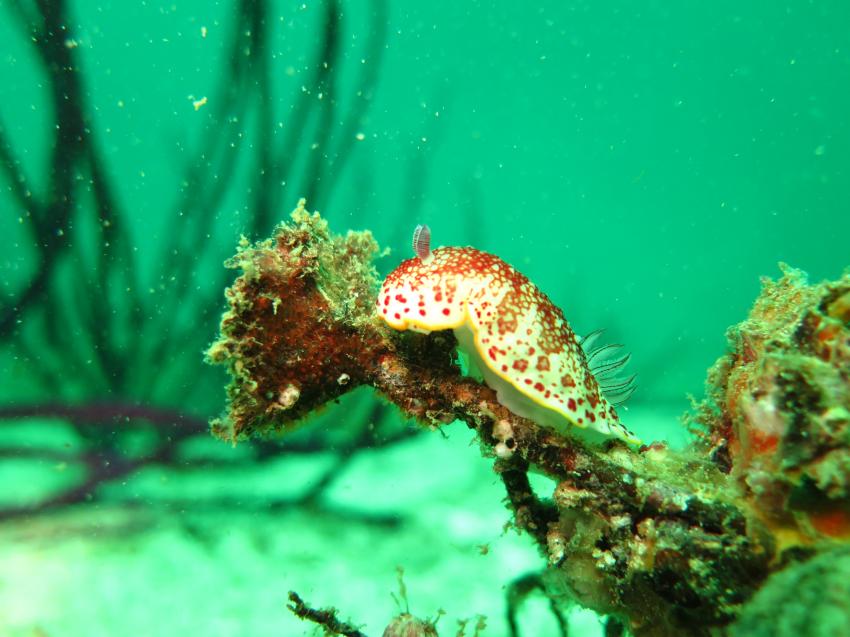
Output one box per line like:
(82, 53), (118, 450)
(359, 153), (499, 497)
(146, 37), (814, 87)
(377, 225), (639, 445)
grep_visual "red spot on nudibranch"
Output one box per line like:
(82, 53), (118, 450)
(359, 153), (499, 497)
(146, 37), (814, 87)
(496, 311), (518, 336)
(536, 356), (550, 371)
(419, 309), (426, 316)
(567, 398), (577, 412)
(533, 382), (545, 392)
(561, 374), (576, 388)
(442, 308), (450, 316)
(585, 410), (596, 423)
(512, 359), (529, 372)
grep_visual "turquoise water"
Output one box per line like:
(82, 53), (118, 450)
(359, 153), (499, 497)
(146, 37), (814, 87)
(1, 2), (849, 635)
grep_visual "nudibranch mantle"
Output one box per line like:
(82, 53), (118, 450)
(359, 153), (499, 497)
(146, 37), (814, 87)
(377, 244), (639, 445)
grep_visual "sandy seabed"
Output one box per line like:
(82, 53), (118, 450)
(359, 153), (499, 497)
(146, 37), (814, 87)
(0, 406), (685, 637)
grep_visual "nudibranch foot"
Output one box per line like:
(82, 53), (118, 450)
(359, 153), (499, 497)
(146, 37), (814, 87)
(377, 228), (640, 446)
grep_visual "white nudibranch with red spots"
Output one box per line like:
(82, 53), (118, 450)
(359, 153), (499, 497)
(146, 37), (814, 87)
(376, 225), (640, 445)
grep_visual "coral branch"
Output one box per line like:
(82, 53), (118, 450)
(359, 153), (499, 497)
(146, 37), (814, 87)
(286, 591), (368, 637)
(207, 203), (849, 636)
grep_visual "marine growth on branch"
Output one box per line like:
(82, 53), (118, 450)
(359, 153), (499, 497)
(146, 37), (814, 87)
(207, 201), (850, 637)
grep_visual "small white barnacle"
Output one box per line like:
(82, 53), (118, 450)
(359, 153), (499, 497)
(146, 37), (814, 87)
(277, 383), (300, 409)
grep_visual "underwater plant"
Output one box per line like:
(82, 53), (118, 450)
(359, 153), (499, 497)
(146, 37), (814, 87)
(208, 201), (850, 636)
(0, 0), (417, 517)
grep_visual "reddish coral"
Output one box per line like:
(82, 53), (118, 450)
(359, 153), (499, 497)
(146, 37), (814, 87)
(690, 264), (850, 547)
(206, 202), (387, 439)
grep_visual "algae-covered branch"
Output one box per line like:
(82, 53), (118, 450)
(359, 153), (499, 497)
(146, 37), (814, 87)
(206, 201), (850, 637)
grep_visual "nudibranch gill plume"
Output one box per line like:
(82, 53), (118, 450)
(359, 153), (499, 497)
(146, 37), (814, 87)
(377, 226), (639, 445)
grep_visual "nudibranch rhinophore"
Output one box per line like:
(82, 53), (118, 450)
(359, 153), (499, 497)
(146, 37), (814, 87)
(377, 226), (639, 445)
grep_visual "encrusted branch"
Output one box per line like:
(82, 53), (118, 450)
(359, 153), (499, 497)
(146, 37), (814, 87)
(208, 202), (850, 637)
(287, 591), (368, 637)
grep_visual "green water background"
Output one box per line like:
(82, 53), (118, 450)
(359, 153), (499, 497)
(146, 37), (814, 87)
(1, 1), (849, 635)
(3, 0), (849, 408)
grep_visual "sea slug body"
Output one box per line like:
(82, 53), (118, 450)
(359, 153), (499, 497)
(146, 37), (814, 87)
(376, 231), (639, 445)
